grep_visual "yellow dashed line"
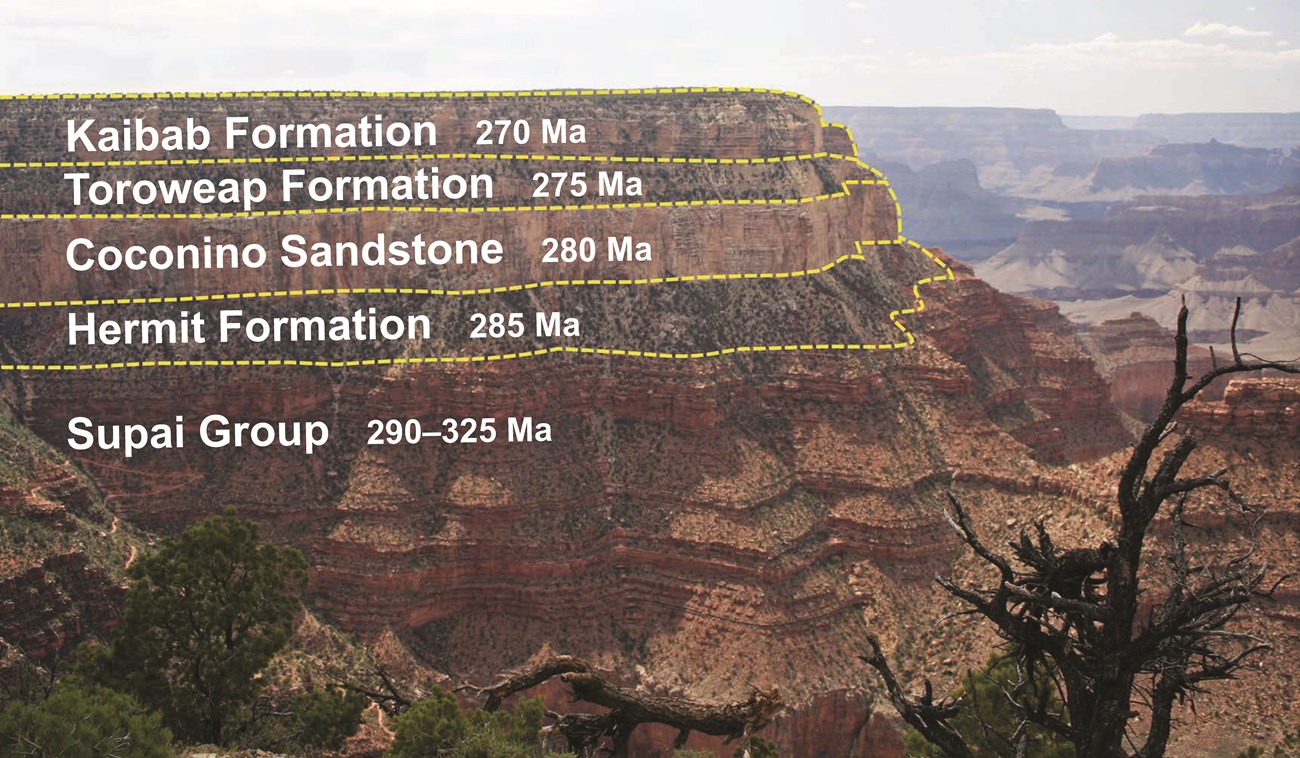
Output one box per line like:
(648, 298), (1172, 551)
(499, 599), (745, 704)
(0, 150), (863, 170)
(0, 87), (957, 371)
(4, 342), (924, 371)
(0, 87), (812, 103)
(0, 236), (953, 372)
(0, 176), (883, 220)
(0, 153), (895, 222)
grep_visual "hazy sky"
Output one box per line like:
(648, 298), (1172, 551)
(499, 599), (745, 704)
(2, 0), (1296, 115)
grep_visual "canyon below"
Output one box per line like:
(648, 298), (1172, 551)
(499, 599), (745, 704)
(1, 92), (1297, 757)
(827, 106), (1300, 359)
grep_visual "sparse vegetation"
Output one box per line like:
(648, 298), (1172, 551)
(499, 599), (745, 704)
(77, 508), (309, 745)
(240, 686), (368, 753)
(1237, 725), (1300, 758)
(864, 301), (1299, 757)
(0, 680), (175, 758)
(387, 687), (571, 758)
(903, 656), (1073, 758)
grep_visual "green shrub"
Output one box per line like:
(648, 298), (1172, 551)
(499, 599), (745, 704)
(0, 681), (174, 758)
(904, 655), (1073, 758)
(387, 688), (470, 757)
(77, 508), (307, 745)
(450, 723), (538, 758)
(387, 688), (567, 757)
(241, 687), (368, 753)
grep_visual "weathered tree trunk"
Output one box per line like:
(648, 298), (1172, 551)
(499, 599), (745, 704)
(462, 654), (783, 756)
(861, 299), (1295, 758)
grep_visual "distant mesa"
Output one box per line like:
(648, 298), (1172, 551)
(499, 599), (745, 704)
(977, 186), (1300, 355)
(823, 105), (1164, 192)
(1132, 112), (1300, 150)
(1089, 140), (1300, 196)
(824, 106), (1300, 197)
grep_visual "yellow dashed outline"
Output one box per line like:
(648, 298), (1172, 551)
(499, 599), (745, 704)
(0, 87), (948, 371)
(0, 165), (898, 223)
(0, 163), (904, 302)
(0, 85), (818, 104)
(0, 86), (894, 234)
(0, 238), (951, 372)
(2, 235), (894, 310)
(1, 150), (846, 171)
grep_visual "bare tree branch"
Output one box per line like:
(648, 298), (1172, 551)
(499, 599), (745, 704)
(864, 299), (1296, 758)
(459, 654), (782, 758)
(455, 654), (593, 711)
(860, 634), (971, 758)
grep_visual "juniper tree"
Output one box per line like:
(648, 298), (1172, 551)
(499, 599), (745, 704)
(863, 300), (1298, 758)
(79, 508), (307, 744)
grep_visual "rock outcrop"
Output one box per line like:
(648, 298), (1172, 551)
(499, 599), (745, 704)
(1183, 377), (1300, 437)
(1089, 141), (1300, 196)
(1133, 112), (1300, 150)
(978, 187), (1300, 355)
(0, 91), (1294, 757)
(1076, 313), (1219, 423)
(0, 399), (137, 670)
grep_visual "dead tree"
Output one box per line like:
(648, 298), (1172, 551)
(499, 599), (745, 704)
(325, 656), (413, 715)
(459, 654), (783, 757)
(863, 299), (1297, 758)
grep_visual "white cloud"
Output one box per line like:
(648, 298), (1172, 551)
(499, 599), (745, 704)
(797, 52), (888, 73)
(910, 32), (1300, 73)
(1185, 21), (1273, 38)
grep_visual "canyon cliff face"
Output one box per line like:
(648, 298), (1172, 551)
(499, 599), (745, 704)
(1132, 112), (1300, 150)
(1, 91), (1295, 757)
(1088, 141), (1300, 196)
(0, 91), (829, 162)
(862, 155), (1024, 262)
(0, 398), (138, 668)
(1076, 313), (1220, 423)
(821, 106), (1163, 193)
(978, 187), (1300, 356)
(1147, 377), (1300, 755)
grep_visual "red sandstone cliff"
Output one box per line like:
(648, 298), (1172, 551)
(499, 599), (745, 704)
(0, 399), (138, 669)
(0, 91), (1295, 757)
(1077, 312), (1218, 423)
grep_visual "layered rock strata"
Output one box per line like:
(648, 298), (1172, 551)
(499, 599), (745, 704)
(1, 91), (1292, 757)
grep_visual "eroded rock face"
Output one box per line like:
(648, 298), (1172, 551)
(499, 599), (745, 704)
(0, 552), (124, 661)
(1, 91), (1292, 757)
(982, 188), (1300, 299)
(6, 259), (1138, 756)
(1077, 312), (1219, 423)
(1147, 382), (1300, 755)
(863, 155), (1025, 262)
(979, 187), (1300, 357)
(1089, 141), (1300, 196)
(0, 91), (828, 162)
(0, 400), (135, 669)
(1183, 377), (1300, 437)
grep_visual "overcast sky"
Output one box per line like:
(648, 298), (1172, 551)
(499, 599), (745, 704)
(2, 0), (1295, 115)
